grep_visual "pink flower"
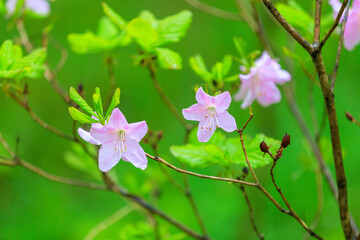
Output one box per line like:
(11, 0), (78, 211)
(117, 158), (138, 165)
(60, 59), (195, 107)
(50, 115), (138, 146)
(183, 87), (237, 142)
(234, 51), (291, 109)
(78, 108), (148, 172)
(329, 0), (360, 50)
(6, 0), (50, 16)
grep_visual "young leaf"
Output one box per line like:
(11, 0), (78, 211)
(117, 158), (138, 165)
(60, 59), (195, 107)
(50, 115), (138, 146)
(0, 40), (14, 70)
(222, 55), (233, 76)
(69, 87), (96, 116)
(102, 2), (127, 30)
(138, 10), (158, 29)
(68, 32), (120, 54)
(157, 10), (192, 45)
(92, 88), (103, 118)
(154, 48), (182, 70)
(211, 62), (223, 82)
(97, 17), (118, 39)
(127, 18), (158, 51)
(189, 55), (213, 82)
(68, 107), (99, 124)
(170, 144), (224, 168)
(276, 1), (313, 33)
(105, 87), (121, 118)
(11, 48), (46, 78)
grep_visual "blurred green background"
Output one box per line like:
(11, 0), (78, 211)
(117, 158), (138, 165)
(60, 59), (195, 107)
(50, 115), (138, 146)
(0, 0), (359, 239)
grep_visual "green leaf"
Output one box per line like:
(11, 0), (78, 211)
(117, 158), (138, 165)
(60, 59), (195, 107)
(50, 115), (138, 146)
(170, 144), (224, 168)
(233, 37), (247, 59)
(0, 40), (14, 70)
(92, 88), (103, 118)
(276, 1), (313, 33)
(0, 0), (5, 15)
(105, 87), (121, 118)
(157, 10), (192, 45)
(68, 107), (99, 124)
(69, 87), (96, 116)
(221, 55), (233, 76)
(138, 10), (158, 29)
(189, 55), (213, 82)
(211, 62), (223, 82)
(11, 48), (46, 78)
(67, 32), (119, 54)
(97, 17), (118, 39)
(102, 2), (127, 30)
(127, 18), (158, 51)
(154, 48), (182, 70)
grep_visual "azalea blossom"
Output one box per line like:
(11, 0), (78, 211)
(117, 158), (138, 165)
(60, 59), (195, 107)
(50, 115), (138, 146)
(6, 0), (50, 16)
(234, 51), (291, 109)
(329, 0), (360, 50)
(183, 87), (237, 142)
(78, 108), (148, 172)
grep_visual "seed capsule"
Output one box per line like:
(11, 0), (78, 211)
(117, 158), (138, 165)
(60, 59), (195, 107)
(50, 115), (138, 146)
(281, 133), (291, 148)
(345, 112), (355, 123)
(260, 141), (269, 153)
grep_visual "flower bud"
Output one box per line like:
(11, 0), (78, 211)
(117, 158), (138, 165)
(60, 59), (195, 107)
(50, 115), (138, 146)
(281, 133), (291, 148)
(260, 141), (269, 153)
(242, 167), (249, 175)
(345, 112), (355, 123)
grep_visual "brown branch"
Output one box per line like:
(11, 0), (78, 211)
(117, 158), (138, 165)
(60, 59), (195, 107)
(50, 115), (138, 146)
(320, 0), (349, 49)
(330, 0), (351, 91)
(312, 53), (354, 239)
(262, 0), (313, 54)
(184, 0), (242, 21)
(147, 153), (256, 186)
(314, 0), (322, 44)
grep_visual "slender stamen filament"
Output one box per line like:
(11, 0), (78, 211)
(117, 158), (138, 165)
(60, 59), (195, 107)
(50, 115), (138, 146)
(201, 107), (219, 131)
(113, 130), (126, 153)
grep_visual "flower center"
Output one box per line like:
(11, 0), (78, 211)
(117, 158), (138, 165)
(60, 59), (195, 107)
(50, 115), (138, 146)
(114, 130), (126, 153)
(201, 106), (219, 131)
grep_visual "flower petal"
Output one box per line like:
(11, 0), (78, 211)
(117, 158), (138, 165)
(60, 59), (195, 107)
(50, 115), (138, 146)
(257, 82), (281, 107)
(123, 138), (148, 170)
(26, 0), (50, 15)
(197, 119), (216, 142)
(127, 121), (148, 142)
(240, 89), (255, 109)
(98, 143), (122, 172)
(90, 125), (117, 144)
(182, 103), (207, 121)
(107, 108), (128, 129)
(344, 10), (360, 50)
(196, 87), (213, 106)
(78, 128), (101, 145)
(5, 0), (17, 14)
(217, 111), (237, 132)
(213, 91), (231, 113)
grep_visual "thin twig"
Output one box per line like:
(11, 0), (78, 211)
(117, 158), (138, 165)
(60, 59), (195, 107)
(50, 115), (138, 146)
(184, 0), (242, 21)
(320, 0), (349, 49)
(330, 0), (351, 91)
(314, 0), (322, 44)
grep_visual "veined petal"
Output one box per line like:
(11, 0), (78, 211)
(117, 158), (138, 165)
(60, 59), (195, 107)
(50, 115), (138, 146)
(197, 118), (217, 142)
(26, 0), (50, 15)
(254, 51), (272, 68)
(196, 87), (213, 106)
(213, 91), (231, 113)
(240, 89), (255, 109)
(182, 103), (207, 121)
(78, 128), (101, 145)
(344, 10), (360, 50)
(123, 139), (148, 170)
(257, 82), (281, 107)
(90, 125), (117, 144)
(98, 143), (122, 172)
(217, 111), (237, 132)
(127, 121), (148, 142)
(107, 108), (128, 129)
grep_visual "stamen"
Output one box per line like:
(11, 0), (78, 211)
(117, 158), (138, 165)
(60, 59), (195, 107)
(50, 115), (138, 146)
(202, 107), (219, 131)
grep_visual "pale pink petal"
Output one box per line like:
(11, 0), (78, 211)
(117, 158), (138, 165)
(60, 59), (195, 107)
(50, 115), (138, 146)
(262, 60), (291, 84)
(123, 138), (147, 170)
(90, 125), (117, 144)
(5, 0), (17, 14)
(257, 82), (281, 107)
(213, 91), (231, 113)
(196, 87), (213, 106)
(26, 0), (50, 15)
(344, 10), (360, 50)
(329, 0), (342, 15)
(240, 89), (255, 109)
(78, 128), (101, 145)
(254, 51), (272, 68)
(98, 143), (122, 172)
(217, 111), (237, 132)
(197, 119), (216, 142)
(353, 0), (360, 10)
(107, 108), (128, 129)
(127, 121), (148, 142)
(183, 103), (207, 121)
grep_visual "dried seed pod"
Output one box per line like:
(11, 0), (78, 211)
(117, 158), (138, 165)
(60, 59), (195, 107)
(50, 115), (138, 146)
(281, 133), (291, 148)
(260, 141), (269, 153)
(345, 112), (355, 123)
(242, 167), (249, 175)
